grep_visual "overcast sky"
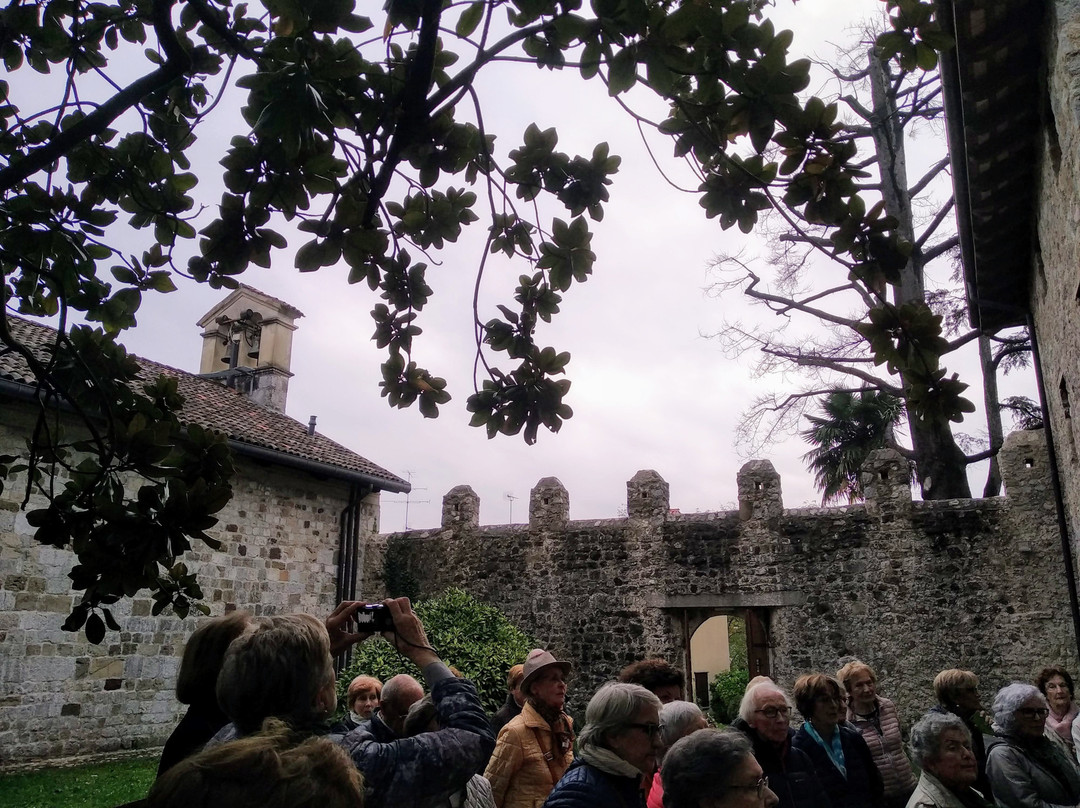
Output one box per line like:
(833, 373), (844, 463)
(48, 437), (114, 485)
(106, 0), (1038, 533)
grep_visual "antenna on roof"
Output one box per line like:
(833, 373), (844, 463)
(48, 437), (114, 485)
(504, 492), (518, 524)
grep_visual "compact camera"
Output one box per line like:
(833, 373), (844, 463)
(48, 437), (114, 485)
(354, 603), (394, 633)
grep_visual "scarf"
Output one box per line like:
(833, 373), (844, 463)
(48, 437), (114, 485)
(803, 721), (847, 778)
(529, 699), (575, 758)
(1046, 704), (1078, 744)
(578, 743), (647, 779)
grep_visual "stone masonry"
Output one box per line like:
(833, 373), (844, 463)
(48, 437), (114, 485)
(1032, 0), (1080, 562)
(364, 429), (1077, 727)
(0, 400), (377, 768)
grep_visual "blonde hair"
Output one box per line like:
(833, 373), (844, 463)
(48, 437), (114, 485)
(933, 669), (979, 704)
(836, 661), (877, 693)
(148, 719), (363, 808)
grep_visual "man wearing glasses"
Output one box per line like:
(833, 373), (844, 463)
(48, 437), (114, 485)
(730, 681), (831, 808)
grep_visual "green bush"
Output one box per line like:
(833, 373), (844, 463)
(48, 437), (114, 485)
(727, 616), (748, 670)
(337, 588), (535, 714)
(710, 667), (750, 725)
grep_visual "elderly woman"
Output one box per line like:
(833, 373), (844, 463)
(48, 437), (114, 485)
(543, 682), (664, 808)
(791, 674), (884, 808)
(986, 682), (1080, 808)
(158, 610), (251, 776)
(838, 661), (917, 808)
(660, 728), (780, 808)
(931, 669), (991, 796)
(1035, 667), (1078, 758)
(341, 675), (382, 728)
(485, 649), (575, 808)
(647, 700), (709, 808)
(907, 712), (993, 808)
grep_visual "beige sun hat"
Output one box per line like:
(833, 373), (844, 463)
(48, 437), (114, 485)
(520, 648), (572, 694)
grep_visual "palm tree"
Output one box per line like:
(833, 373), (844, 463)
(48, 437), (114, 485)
(801, 391), (907, 505)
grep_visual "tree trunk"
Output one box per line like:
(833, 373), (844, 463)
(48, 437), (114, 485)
(980, 333), (1003, 496)
(906, 411), (972, 498)
(870, 51), (971, 499)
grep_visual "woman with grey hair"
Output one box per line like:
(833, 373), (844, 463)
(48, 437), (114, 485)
(543, 682), (664, 808)
(905, 712), (992, 808)
(660, 728), (779, 808)
(646, 701), (709, 808)
(986, 683), (1080, 808)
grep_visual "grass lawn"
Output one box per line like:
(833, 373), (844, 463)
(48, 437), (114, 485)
(0, 755), (156, 808)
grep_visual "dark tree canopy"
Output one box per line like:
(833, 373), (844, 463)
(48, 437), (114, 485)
(0, 0), (947, 637)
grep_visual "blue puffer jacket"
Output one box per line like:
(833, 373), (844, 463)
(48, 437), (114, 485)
(332, 674), (495, 808)
(543, 759), (646, 808)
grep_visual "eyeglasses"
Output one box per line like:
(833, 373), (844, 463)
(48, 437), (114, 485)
(730, 776), (770, 800)
(1016, 707), (1050, 719)
(755, 706), (791, 720)
(626, 722), (662, 738)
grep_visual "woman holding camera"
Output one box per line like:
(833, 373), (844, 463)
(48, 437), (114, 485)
(485, 649), (575, 808)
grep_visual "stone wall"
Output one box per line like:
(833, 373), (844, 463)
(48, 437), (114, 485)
(0, 404), (378, 769)
(1033, 0), (1080, 580)
(365, 430), (1077, 726)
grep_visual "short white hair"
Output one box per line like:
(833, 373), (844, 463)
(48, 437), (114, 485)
(659, 700), (705, 746)
(738, 682), (790, 723)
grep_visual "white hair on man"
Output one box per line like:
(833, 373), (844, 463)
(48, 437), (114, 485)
(739, 681), (791, 723)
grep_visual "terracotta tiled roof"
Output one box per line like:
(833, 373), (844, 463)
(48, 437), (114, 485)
(0, 314), (409, 492)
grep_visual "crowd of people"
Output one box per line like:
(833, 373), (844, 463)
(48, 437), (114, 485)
(142, 600), (1080, 808)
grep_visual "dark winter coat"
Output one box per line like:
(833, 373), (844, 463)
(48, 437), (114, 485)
(332, 674), (496, 808)
(157, 703), (229, 776)
(731, 718), (833, 808)
(492, 692), (525, 736)
(542, 759), (646, 808)
(793, 723), (885, 808)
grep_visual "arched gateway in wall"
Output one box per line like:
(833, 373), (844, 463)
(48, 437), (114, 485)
(363, 430), (1077, 724)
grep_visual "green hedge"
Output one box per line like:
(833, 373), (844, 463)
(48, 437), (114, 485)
(710, 667), (749, 725)
(337, 588), (535, 714)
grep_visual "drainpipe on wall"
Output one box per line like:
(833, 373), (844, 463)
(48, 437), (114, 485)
(1028, 318), (1080, 659)
(335, 483), (373, 672)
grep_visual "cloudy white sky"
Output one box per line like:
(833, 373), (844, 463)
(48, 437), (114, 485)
(102, 0), (1037, 533)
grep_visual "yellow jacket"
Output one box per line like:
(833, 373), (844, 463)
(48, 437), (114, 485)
(484, 701), (574, 808)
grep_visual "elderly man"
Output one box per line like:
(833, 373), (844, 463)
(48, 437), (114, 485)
(730, 682), (831, 808)
(661, 728), (780, 808)
(214, 598), (494, 808)
(358, 673), (425, 741)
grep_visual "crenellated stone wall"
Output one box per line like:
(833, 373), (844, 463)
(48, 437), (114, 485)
(364, 429), (1077, 727)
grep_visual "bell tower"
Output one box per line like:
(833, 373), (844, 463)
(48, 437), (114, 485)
(196, 286), (303, 413)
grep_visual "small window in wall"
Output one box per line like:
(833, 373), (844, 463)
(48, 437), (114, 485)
(1060, 376), (1072, 419)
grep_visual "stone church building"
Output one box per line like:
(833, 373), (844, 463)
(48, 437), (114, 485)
(0, 286), (408, 767)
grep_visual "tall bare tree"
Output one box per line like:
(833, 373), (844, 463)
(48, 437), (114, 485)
(708, 34), (1032, 500)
